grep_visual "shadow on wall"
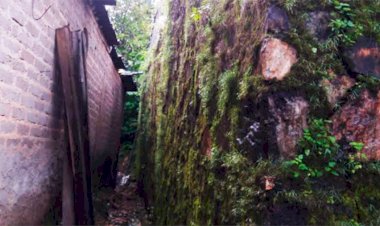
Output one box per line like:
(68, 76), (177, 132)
(0, 53), (65, 224)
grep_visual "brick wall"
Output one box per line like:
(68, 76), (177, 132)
(0, 0), (123, 224)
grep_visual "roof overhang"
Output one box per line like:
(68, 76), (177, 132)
(110, 47), (125, 70)
(91, 2), (119, 46)
(93, 0), (116, 5)
(89, 0), (137, 91)
(122, 75), (137, 92)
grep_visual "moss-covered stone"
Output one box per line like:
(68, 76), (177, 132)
(136, 0), (380, 224)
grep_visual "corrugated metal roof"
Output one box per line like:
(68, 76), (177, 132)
(90, 0), (137, 91)
(91, 1), (118, 46)
(93, 0), (116, 5)
(110, 47), (125, 69)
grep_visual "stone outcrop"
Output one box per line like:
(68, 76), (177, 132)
(344, 37), (380, 78)
(258, 38), (298, 80)
(137, 0), (380, 224)
(305, 11), (331, 41)
(268, 95), (309, 158)
(332, 90), (380, 160)
(321, 74), (356, 107)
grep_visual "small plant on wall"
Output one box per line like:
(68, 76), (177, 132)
(329, 0), (363, 46)
(286, 119), (365, 179)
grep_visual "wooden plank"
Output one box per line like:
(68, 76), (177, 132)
(56, 27), (76, 226)
(56, 26), (94, 225)
(71, 29), (94, 225)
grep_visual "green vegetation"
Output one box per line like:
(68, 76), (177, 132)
(109, 0), (153, 158)
(287, 119), (341, 178)
(329, 0), (363, 46)
(109, 0), (153, 71)
(352, 75), (380, 96)
(286, 119), (365, 178)
(119, 92), (140, 160)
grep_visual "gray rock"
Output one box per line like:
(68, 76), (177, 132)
(344, 37), (380, 78)
(266, 5), (290, 33)
(268, 95), (309, 158)
(321, 74), (356, 108)
(305, 11), (331, 41)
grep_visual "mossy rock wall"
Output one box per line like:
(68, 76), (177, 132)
(136, 0), (380, 224)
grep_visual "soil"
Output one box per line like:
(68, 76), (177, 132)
(94, 154), (151, 226)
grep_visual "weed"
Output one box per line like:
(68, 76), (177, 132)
(286, 119), (365, 178)
(329, 0), (364, 46)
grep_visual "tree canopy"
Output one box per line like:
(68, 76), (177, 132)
(109, 0), (153, 71)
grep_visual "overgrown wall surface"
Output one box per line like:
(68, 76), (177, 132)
(0, 0), (123, 224)
(137, 0), (380, 225)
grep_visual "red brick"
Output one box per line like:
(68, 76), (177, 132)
(21, 95), (35, 108)
(0, 16), (12, 33)
(12, 107), (24, 121)
(38, 114), (49, 126)
(41, 91), (51, 102)
(9, 7), (26, 26)
(21, 50), (35, 63)
(6, 138), (20, 147)
(0, 84), (20, 102)
(3, 37), (22, 53)
(28, 83), (43, 99)
(0, 67), (14, 84)
(0, 51), (9, 63)
(34, 101), (44, 112)
(30, 127), (43, 137)
(0, 102), (11, 116)
(20, 137), (34, 148)
(17, 123), (30, 135)
(14, 77), (29, 90)
(26, 111), (39, 124)
(25, 22), (39, 38)
(0, 121), (16, 133)
(11, 60), (26, 73)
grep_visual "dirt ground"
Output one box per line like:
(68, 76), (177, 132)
(94, 155), (152, 226)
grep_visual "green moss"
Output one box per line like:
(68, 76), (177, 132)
(217, 66), (239, 112)
(354, 1), (380, 43)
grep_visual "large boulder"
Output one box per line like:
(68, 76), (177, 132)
(343, 37), (380, 78)
(305, 11), (331, 41)
(332, 90), (380, 160)
(321, 74), (356, 108)
(268, 95), (309, 158)
(258, 38), (298, 80)
(265, 5), (290, 33)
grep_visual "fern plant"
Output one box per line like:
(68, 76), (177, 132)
(329, 0), (363, 46)
(286, 119), (365, 179)
(283, 0), (298, 13)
